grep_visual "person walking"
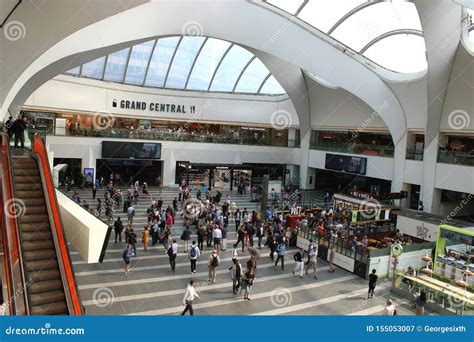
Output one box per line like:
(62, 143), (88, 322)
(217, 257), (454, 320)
(236, 226), (246, 252)
(142, 226), (150, 252)
(212, 226), (222, 251)
(181, 225), (192, 253)
(241, 268), (255, 300)
(168, 239), (178, 273)
(267, 233), (276, 261)
(207, 249), (220, 283)
(197, 225), (206, 251)
(188, 240), (200, 274)
(275, 239), (286, 270)
(123, 244), (133, 276)
(221, 225), (228, 251)
(293, 248), (304, 278)
(151, 219), (159, 246)
(383, 299), (397, 316)
(328, 247), (336, 273)
(231, 259), (242, 294)
(127, 204), (135, 225)
(234, 208), (241, 232)
(128, 228), (138, 256)
(181, 280), (200, 316)
(256, 223), (265, 249)
(415, 291), (427, 316)
(113, 217), (124, 243)
(92, 183), (97, 199)
(305, 239), (318, 279)
(368, 269), (378, 299)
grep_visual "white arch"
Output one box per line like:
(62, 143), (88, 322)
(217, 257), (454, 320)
(2, 0), (407, 143)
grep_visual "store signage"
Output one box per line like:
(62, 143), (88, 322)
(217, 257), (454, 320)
(347, 189), (378, 200)
(112, 99), (196, 114)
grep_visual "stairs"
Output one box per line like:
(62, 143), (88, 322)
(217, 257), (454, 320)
(11, 154), (69, 315)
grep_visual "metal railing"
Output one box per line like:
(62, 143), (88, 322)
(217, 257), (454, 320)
(310, 143), (394, 157)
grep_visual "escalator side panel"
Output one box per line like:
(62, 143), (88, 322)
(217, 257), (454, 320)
(32, 136), (83, 315)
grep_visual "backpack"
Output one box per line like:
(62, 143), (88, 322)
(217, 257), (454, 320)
(189, 246), (197, 258)
(210, 254), (219, 267)
(167, 246), (173, 257)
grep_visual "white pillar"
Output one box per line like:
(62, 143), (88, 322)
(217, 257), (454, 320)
(299, 131), (311, 189)
(420, 133), (446, 213)
(391, 132), (408, 193)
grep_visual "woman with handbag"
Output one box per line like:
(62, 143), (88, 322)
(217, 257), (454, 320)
(241, 268), (255, 300)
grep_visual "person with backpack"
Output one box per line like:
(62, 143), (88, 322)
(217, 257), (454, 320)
(275, 239), (286, 270)
(123, 244), (133, 276)
(207, 249), (220, 283)
(168, 239), (178, 273)
(231, 259), (242, 294)
(293, 248), (304, 278)
(114, 217), (124, 243)
(180, 225), (192, 253)
(188, 241), (200, 274)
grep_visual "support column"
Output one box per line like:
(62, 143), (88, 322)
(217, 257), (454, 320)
(299, 130), (311, 189)
(420, 133), (446, 213)
(391, 132), (408, 193)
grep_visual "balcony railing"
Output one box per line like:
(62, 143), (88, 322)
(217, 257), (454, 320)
(438, 150), (474, 167)
(48, 127), (293, 148)
(406, 148), (424, 161)
(310, 143), (394, 157)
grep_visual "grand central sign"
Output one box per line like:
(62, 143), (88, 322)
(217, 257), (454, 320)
(112, 99), (196, 114)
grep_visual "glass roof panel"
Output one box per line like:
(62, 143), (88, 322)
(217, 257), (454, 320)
(103, 48), (130, 82)
(165, 36), (206, 89)
(331, 2), (422, 52)
(187, 38), (231, 90)
(81, 56), (106, 79)
(259, 75), (286, 94)
(298, 0), (365, 33)
(144, 37), (180, 88)
(363, 34), (427, 73)
(209, 45), (253, 92)
(235, 59), (270, 93)
(266, 0), (304, 15)
(65, 66), (80, 75)
(124, 40), (155, 85)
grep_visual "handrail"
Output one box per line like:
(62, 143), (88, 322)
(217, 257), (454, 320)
(32, 134), (83, 315)
(0, 133), (29, 315)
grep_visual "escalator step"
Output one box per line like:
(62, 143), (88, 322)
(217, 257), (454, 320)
(30, 290), (65, 307)
(22, 198), (46, 207)
(29, 279), (63, 294)
(25, 259), (59, 272)
(13, 168), (40, 176)
(19, 214), (49, 224)
(24, 249), (56, 261)
(15, 183), (43, 192)
(20, 222), (51, 232)
(23, 239), (54, 251)
(21, 231), (53, 242)
(15, 190), (43, 198)
(16, 205), (45, 215)
(30, 301), (68, 315)
(27, 269), (61, 283)
(13, 176), (41, 184)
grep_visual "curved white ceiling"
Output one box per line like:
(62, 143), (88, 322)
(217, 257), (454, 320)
(65, 36), (286, 96)
(265, 0), (427, 73)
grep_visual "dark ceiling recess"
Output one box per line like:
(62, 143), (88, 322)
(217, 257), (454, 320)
(1, 0), (22, 28)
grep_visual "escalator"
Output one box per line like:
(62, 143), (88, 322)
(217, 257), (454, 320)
(0, 134), (82, 315)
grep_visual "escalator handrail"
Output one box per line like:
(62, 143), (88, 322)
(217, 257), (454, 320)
(0, 133), (29, 315)
(32, 135), (83, 315)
